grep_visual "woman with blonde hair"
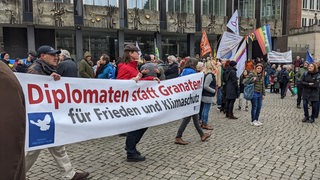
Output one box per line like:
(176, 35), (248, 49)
(200, 60), (216, 130)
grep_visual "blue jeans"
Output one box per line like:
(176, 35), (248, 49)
(251, 92), (263, 122)
(303, 99), (317, 119)
(201, 103), (212, 125)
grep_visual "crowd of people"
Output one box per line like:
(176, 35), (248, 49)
(1, 44), (319, 179)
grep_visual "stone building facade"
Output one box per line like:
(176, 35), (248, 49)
(0, 0), (287, 61)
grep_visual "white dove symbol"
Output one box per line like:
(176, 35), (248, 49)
(30, 114), (51, 131)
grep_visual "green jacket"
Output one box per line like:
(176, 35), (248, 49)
(79, 59), (94, 78)
(244, 72), (266, 96)
(295, 67), (308, 83)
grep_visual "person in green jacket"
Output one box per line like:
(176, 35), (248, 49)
(79, 51), (94, 78)
(295, 61), (308, 108)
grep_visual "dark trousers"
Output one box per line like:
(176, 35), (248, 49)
(303, 99), (317, 120)
(176, 114), (204, 138)
(199, 101), (204, 119)
(280, 82), (287, 97)
(297, 84), (303, 106)
(126, 128), (148, 157)
(270, 84), (275, 93)
(226, 99), (236, 114)
(315, 101), (320, 118)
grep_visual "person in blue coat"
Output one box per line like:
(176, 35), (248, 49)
(95, 54), (116, 79)
(174, 57), (211, 145)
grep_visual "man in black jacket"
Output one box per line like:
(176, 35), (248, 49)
(57, 49), (78, 77)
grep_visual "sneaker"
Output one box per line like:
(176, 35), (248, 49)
(297, 105), (301, 109)
(252, 120), (261, 126)
(256, 121), (263, 125)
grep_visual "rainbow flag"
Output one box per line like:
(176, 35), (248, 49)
(254, 24), (272, 55)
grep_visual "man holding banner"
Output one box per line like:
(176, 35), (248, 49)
(25, 45), (89, 180)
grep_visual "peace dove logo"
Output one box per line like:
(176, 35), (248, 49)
(28, 113), (55, 147)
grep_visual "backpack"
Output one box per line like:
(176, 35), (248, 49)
(277, 71), (283, 83)
(244, 77), (254, 100)
(107, 65), (117, 79)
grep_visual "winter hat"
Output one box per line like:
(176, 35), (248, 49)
(84, 51), (91, 58)
(28, 50), (37, 57)
(229, 61), (237, 67)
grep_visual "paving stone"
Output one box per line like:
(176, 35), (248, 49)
(26, 94), (320, 179)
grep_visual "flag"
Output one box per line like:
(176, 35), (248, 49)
(227, 10), (239, 35)
(306, 49), (314, 64)
(232, 40), (247, 78)
(253, 24), (272, 55)
(216, 31), (243, 59)
(154, 39), (159, 59)
(200, 30), (212, 57)
(135, 41), (142, 57)
(249, 33), (255, 41)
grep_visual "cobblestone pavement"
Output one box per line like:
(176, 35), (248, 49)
(27, 92), (320, 180)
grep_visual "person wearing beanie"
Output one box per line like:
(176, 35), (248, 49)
(26, 50), (37, 67)
(224, 60), (239, 119)
(57, 49), (78, 77)
(79, 51), (94, 78)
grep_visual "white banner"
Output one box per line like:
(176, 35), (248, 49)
(267, 50), (292, 63)
(216, 32), (243, 59)
(15, 73), (204, 151)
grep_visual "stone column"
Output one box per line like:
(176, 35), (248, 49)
(75, 28), (83, 62)
(118, 30), (124, 58)
(187, 33), (195, 57)
(27, 26), (35, 52)
(154, 32), (162, 59)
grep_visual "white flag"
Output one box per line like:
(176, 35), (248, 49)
(233, 41), (247, 78)
(227, 10), (239, 35)
(135, 41), (142, 57)
(216, 32), (243, 59)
